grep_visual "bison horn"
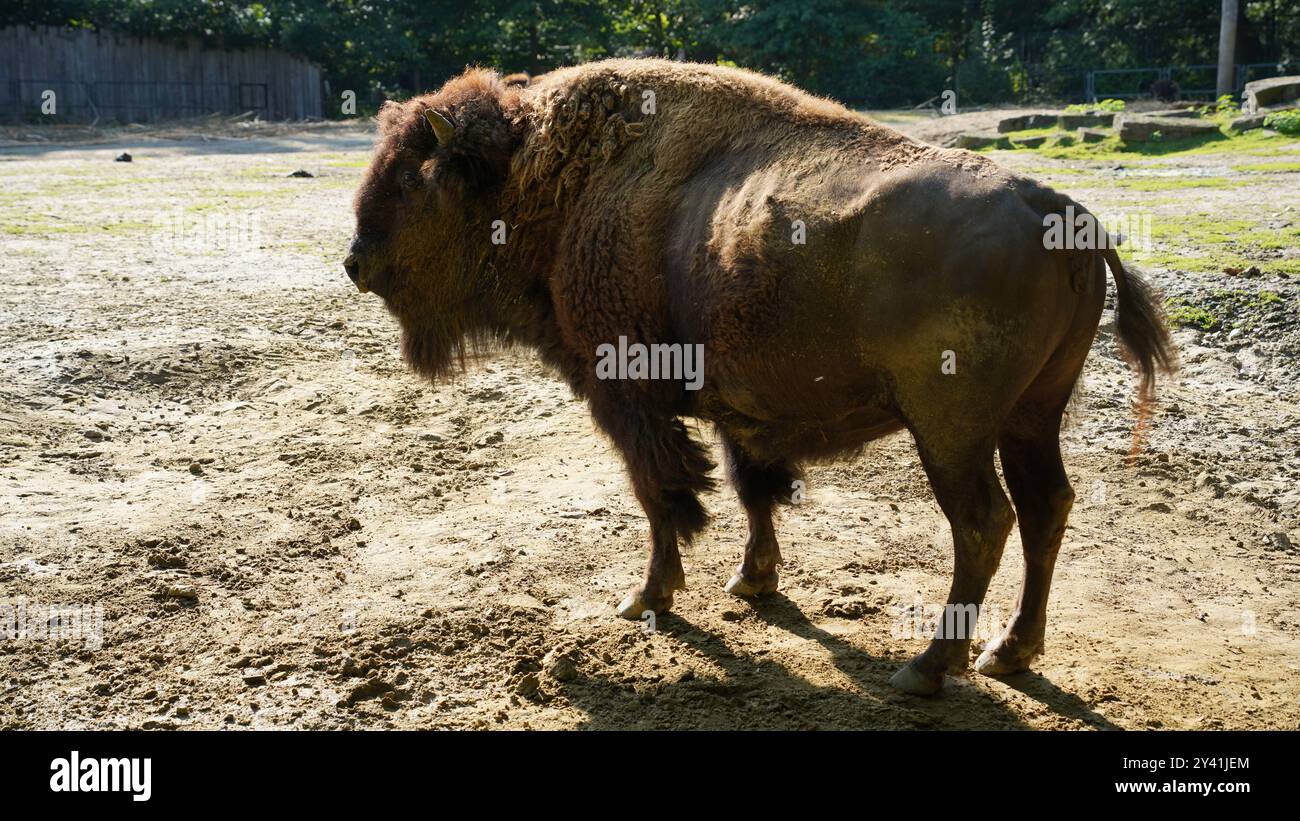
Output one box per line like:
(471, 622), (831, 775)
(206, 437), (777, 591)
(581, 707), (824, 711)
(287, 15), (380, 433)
(424, 109), (455, 146)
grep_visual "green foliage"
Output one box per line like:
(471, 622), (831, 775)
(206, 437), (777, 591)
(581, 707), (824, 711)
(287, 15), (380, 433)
(7, 1), (1300, 113)
(1199, 94), (1241, 119)
(1264, 109), (1300, 135)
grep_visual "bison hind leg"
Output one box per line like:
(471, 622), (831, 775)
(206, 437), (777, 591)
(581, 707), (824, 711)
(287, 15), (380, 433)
(889, 431), (1016, 696)
(976, 397), (1075, 677)
(720, 432), (799, 598)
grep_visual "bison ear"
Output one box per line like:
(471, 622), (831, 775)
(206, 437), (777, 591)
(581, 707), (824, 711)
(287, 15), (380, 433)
(423, 109), (456, 146)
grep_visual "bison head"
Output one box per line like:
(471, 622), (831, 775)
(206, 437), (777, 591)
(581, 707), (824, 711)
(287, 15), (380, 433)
(346, 69), (523, 379)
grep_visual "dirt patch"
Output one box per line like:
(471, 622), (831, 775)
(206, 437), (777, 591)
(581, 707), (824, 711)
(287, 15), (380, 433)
(2, 115), (1298, 730)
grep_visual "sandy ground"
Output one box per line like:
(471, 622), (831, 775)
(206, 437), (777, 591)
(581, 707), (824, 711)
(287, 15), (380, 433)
(2, 115), (1299, 730)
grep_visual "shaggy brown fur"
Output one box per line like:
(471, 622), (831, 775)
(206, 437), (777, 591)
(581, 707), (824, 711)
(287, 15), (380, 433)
(346, 58), (1176, 696)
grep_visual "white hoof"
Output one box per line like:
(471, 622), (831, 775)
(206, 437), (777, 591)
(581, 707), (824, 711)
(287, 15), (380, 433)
(888, 663), (944, 696)
(616, 587), (672, 620)
(723, 568), (778, 598)
(616, 592), (647, 620)
(974, 640), (1039, 677)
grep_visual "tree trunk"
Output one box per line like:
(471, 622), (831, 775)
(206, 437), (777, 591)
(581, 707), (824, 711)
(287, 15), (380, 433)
(1217, 0), (1239, 97)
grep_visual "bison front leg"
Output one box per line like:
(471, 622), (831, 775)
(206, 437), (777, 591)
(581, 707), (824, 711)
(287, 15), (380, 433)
(590, 396), (715, 619)
(890, 437), (1016, 696)
(720, 433), (796, 597)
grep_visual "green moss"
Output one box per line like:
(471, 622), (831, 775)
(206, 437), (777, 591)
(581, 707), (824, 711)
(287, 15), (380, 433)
(1064, 99), (1125, 113)
(1128, 213), (1300, 277)
(1035, 128), (1298, 161)
(1110, 176), (1247, 191)
(0, 214), (155, 236)
(1166, 301), (1219, 330)
(1230, 161), (1300, 173)
(1165, 289), (1289, 332)
(1003, 126), (1060, 140)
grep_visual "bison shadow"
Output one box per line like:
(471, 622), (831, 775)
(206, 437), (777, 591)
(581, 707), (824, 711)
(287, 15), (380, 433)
(560, 593), (1120, 730)
(746, 593), (1123, 731)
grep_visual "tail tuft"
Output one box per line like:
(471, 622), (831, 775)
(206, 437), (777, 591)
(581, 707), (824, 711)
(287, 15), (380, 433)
(1102, 248), (1177, 457)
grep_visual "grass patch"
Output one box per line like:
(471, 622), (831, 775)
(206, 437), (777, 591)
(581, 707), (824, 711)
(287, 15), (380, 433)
(1165, 289), (1288, 332)
(1110, 176), (1247, 191)
(0, 213), (156, 236)
(1030, 129), (1299, 162)
(1166, 301), (1219, 330)
(1230, 161), (1300, 173)
(1129, 213), (1300, 277)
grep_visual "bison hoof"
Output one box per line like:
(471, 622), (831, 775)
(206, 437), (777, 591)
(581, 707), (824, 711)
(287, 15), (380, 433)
(724, 567), (779, 598)
(888, 661), (945, 696)
(974, 637), (1042, 677)
(616, 587), (674, 620)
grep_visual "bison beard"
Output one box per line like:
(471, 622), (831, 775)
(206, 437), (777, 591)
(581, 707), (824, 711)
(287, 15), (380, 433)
(348, 59), (1176, 696)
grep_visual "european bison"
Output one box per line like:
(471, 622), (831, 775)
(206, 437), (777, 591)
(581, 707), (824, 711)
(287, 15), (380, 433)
(345, 59), (1175, 695)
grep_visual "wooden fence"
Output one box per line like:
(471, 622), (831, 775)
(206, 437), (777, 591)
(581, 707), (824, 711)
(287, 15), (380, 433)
(0, 25), (323, 122)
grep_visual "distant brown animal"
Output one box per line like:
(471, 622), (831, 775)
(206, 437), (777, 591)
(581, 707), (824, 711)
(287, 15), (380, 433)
(345, 59), (1175, 695)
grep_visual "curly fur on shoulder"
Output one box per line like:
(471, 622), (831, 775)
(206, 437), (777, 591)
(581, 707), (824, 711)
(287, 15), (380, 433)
(508, 71), (646, 219)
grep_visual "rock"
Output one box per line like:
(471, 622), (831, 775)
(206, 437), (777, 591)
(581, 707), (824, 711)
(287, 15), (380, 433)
(1242, 75), (1300, 114)
(188, 461), (204, 476)
(161, 584), (198, 601)
(1145, 108), (1201, 119)
(82, 428), (104, 441)
(241, 671), (266, 686)
(1267, 532), (1295, 553)
(542, 648), (579, 682)
(513, 673), (540, 697)
(955, 132), (1009, 150)
(147, 551), (186, 569)
(288, 169), (314, 178)
(996, 112), (1058, 133)
(1142, 502), (1173, 513)
(1229, 112), (1269, 133)
(1224, 265), (1262, 278)
(114, 152), (132, 162)
(1115, 115), (1221, 142)
(346, 517), (362, 531)
(1058, 112), (1117, 129)
(1076, 127), (1110, 143)
(1010, 132), (1066, 148)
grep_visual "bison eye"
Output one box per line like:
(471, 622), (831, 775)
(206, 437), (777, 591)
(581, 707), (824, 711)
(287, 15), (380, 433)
(399, 169), (422, 193)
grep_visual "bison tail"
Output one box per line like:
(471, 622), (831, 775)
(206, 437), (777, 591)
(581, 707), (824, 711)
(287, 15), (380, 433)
(1103, 247), (1176, 400)
(1101, 247), (1177, 457)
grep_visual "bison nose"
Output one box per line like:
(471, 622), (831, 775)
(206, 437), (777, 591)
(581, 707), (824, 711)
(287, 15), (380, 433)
(343, 253), (369, 293)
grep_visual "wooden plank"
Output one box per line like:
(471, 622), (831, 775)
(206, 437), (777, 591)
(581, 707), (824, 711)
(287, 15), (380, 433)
(0, 25), (323, 122)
